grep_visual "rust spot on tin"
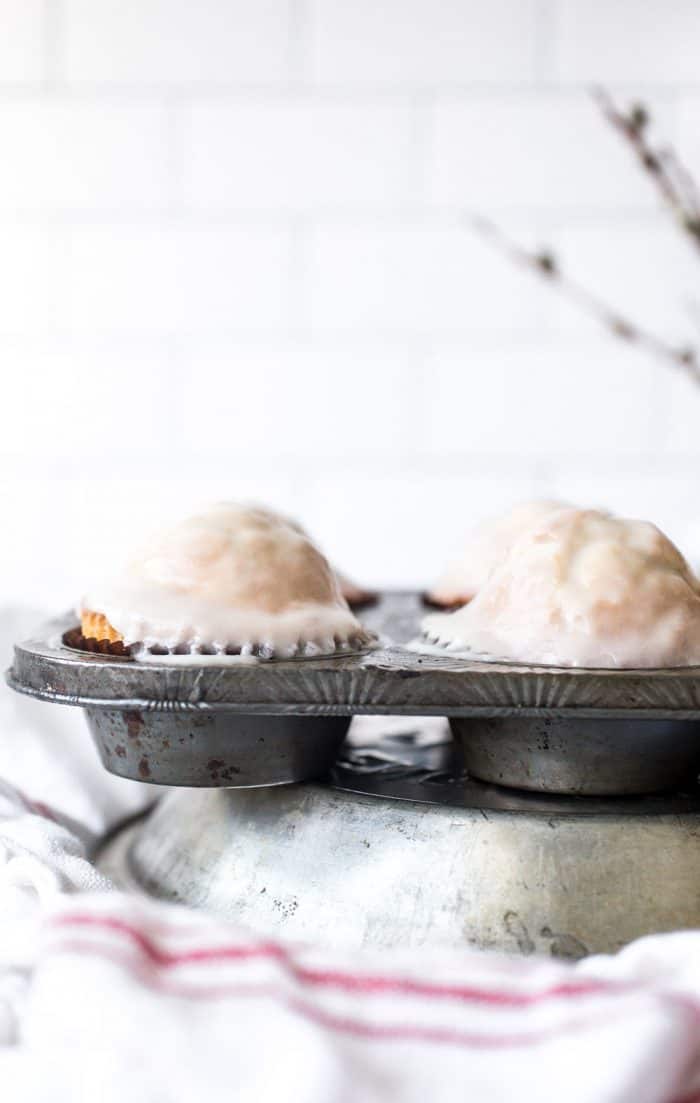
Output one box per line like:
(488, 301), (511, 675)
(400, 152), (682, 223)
(115, 744), (127, 758)
(504, 911), (535, 956)
(125, 711), (144, 740)
(138, 756), (151, 779)
(207, 757), (241, 782)
(219, 765), (241, 781)
(272, 896), (298, 918)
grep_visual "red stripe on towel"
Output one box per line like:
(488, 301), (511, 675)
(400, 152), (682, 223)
(47, 935), (636, 1051)
(50, 913), (636, 1008)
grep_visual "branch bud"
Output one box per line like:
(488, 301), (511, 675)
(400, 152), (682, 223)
(628, 103), (649, 132)
(535, 251), (557, 276)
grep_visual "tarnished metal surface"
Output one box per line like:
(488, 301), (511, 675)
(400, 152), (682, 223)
(9, 593), (700, 717)
(87, 709), (350, 787)
(331, 730), (700, 814)
(97, 729), (700, 957)
(451, 715), (700, 795)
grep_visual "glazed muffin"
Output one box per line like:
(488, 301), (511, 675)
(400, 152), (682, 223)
(423, 507), (700, 668)
(427, 500), (568, 608)
(79, 503), (375, 660)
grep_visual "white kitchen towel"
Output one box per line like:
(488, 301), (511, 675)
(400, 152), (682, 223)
(3, 607), (700, 1102)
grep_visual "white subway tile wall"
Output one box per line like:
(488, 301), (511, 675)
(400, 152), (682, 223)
(0, 0), (698, 609)
(554, 0), (700, 85)
(308, 0), (539, 85)
(0, 1), (45, 83)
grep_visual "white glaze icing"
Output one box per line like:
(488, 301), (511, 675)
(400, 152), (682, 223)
(428, 500), (570, 605)
(423, 508), (700, 669)
(135, 650), (261, 667)
(79, 503), (372, 658)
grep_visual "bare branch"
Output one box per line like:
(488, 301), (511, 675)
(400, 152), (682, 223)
(471, 216), (700, 385)
(592, 87), (700, 254)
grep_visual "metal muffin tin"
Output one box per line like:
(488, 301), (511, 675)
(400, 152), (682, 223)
(7, 591), (700, 793)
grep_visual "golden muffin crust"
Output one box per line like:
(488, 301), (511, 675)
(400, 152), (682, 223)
(80, 610), (124, 644)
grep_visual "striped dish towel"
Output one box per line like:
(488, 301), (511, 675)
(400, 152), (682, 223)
(4, 863), (700, 1102)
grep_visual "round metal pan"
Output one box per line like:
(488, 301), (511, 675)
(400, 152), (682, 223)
(97, 732), (700, 957)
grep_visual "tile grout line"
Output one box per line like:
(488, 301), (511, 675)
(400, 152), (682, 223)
(41, 0), (64, 91)
(287, 0), (311, 86)
(533, 0), (559, 85)
(163, 93), (186, 215)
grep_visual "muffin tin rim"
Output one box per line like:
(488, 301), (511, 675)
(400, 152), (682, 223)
(9, 594), (700, 718)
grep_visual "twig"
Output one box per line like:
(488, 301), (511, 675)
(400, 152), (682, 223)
(471, 216), (700, 385)
(663, 147), (700, 224)
(593, 87), (700, 253)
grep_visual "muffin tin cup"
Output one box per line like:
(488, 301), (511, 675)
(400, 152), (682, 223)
(450, 715), (700, 796)
(87, 707), (351, 787)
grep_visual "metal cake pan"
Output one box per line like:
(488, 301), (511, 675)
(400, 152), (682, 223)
(7, 592), (700, 790)
(97, 731), (700, 957)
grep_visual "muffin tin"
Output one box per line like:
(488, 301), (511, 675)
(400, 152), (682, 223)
(8, 591), (700, 793)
